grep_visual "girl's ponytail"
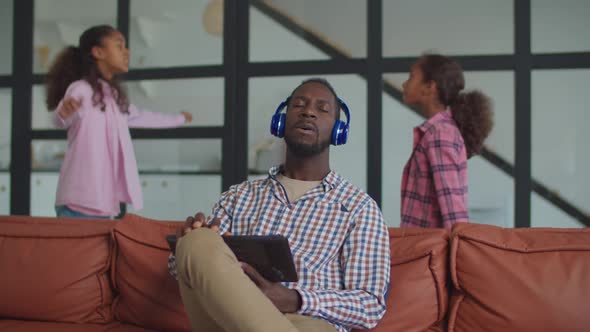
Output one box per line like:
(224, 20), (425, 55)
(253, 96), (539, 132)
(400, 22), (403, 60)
(45, 46), (83, 110)
(451, 91), (493, 157)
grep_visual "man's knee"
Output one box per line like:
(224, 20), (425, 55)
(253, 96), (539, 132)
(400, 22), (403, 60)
(176, 228), (234, 281)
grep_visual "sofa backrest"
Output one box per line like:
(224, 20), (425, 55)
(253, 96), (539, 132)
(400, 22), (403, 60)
(361, 227), (449, 332)
(448, 223), (590, 332)
(112, 213), (191, 332)
(0, 215), (116, 324)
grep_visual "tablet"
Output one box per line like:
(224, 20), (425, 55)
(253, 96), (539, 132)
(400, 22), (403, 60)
(166, 234), (298, 282)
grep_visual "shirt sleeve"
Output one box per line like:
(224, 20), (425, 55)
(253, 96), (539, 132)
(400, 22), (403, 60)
(52, 81), (92, 129)
(168, 185), (238, 278)
(424, 127), (469, 229)
(294, 200), (390, 330)
(127, 104), (187, 128)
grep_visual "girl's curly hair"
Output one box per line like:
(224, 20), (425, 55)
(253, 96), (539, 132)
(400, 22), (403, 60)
(45, 25), (128, 113)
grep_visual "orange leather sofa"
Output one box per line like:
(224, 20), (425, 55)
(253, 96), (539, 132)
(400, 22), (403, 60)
(1, 214), (588, 332)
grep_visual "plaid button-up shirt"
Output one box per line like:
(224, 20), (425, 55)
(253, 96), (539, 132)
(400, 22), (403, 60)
(400, 110), (469, 229)
(169, 166), (390, 331)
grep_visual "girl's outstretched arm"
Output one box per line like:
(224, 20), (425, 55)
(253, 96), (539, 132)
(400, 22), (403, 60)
(127, 104), (192, 128)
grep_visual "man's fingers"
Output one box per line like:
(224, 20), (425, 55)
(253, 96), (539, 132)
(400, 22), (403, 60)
(210, 218), (222, 229)
(192, 212), (206, 229)
(194, 212), (206, 222)
(209, 218), (221, 228)
(184, 216), (195, 230)
(240, 262), (263, 286)
(240, 262), (269, 288)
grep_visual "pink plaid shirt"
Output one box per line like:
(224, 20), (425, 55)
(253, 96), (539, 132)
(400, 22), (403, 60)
(400, 110), (468, 229)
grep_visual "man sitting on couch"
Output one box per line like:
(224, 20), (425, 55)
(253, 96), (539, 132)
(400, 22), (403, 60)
(168, 78), (390, 332)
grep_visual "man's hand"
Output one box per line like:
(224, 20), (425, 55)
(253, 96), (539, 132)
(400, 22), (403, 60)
(240, 262), (302, 313)
(58, 97), (81, 118)
(176, 212), (230, 239)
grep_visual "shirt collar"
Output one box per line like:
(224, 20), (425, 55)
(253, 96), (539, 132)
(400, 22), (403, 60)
(268, 165), (342, 192)
(417, 108), (452, 133)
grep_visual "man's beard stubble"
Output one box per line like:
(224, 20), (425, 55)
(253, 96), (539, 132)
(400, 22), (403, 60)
(284, 134), (331, 157)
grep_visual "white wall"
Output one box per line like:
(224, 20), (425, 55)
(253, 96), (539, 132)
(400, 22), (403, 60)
(532, 192), (583, 228)
(532, 0), (590, 53)
(250, 6), (329, 62)
(258, 0), (366, 59)
(33, 0), (117, 73)
(127, 174), (221, 221)
(129, 0), (222, 67)
(0, 89), (11, 170)
(0, 172), (8, 215)
(531, 69), (589, 227)
(383, 0), (514, 56)
(0, 0), (13, 74)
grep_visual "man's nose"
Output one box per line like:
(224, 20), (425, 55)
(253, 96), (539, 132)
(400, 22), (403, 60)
(300, 105), (317, 118)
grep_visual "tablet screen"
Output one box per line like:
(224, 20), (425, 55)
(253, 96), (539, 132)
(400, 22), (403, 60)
(166, 234), (298, 282)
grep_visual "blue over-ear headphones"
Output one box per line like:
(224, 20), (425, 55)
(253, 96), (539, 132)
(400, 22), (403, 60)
(269, 97), (351, 145)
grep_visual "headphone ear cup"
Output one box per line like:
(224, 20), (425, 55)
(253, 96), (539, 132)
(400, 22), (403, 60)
(270, 113), (286, 138)
(331, 120), (348, 145)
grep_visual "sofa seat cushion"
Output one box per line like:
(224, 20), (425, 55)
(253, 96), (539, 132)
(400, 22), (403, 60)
(112, 214), (191, 332)
(0, 320), (157, 332)
(357, 228), (450, 332)
(0, 216), (116, 324)
(448, 223), (590, 332)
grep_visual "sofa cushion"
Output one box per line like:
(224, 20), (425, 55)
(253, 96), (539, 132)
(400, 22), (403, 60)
(0, 216), (116, 324)
(448, 223), (590, 332)
(358, 227), (450, 332)
(112, 214), (191, 332)
(0, 320), (157, 332)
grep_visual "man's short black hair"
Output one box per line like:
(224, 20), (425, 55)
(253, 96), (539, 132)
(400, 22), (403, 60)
(289, 78), (340, 121)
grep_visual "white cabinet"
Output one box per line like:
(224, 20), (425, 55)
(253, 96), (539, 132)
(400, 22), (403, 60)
(27, 172), (222, 220)
(128, 174), (222, 221)
(30, 172), (59, 217)
(0, 172), (9, 215)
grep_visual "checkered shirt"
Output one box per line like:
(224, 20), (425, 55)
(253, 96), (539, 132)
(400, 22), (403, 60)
(169, 166), (390, 331)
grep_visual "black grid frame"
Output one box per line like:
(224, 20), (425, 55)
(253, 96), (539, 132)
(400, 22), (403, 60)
(6, 0), (590, 226)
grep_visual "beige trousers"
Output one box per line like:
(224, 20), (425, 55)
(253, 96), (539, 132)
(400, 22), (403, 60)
(175, 228), (337, 332)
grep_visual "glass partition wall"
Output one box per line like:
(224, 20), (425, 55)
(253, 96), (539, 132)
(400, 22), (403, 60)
(4, 0), (589, 227)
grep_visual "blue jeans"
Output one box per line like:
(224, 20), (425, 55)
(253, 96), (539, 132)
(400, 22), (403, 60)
(55, 205), (111, 219)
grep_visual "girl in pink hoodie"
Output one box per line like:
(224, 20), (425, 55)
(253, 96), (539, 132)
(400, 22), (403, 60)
(46, 25), (192, 218)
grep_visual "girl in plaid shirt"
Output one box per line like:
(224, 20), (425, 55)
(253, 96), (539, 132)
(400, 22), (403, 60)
(400, 54), (494, 229)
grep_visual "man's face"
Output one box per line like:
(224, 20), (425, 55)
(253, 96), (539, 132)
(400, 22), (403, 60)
(283, 82), (337, 157)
